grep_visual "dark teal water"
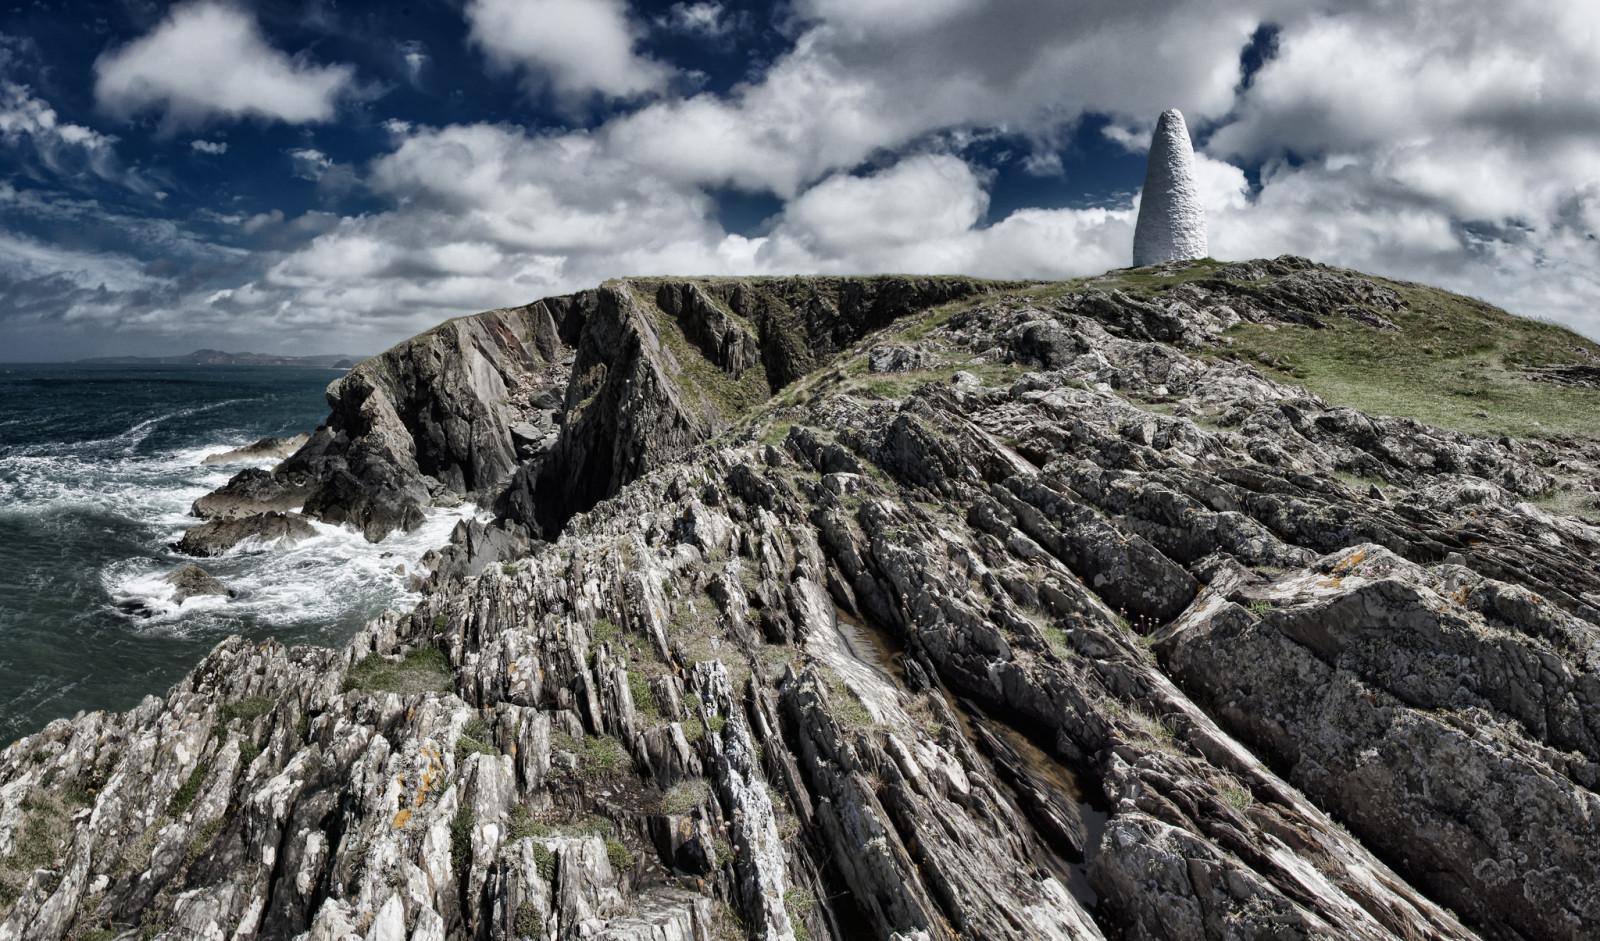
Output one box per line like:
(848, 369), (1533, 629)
(0, 365), (475, 744)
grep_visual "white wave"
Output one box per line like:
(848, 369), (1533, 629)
(109, 503), (485, 637)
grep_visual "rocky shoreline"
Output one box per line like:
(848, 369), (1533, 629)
(2, 258), (1597, 940)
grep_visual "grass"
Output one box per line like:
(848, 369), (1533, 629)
(1214, 278), (1600, 440)
(515, 901), (544, 939)
(450, 803), (474, 880)
(343, 646), (454, 695)
(456, 715), (497, 760)
(627, 672), (658, 719)
(1218, 782), (1253, 813)
(553, 732), (629, 781)
(1527, 486), (1600, 523)
(661, 780), (708, 815)
(819, 668), (875, 730)
(166, 759), (212, 817)
(184, 817), (225, 867)
(642, 290), (773, 424)
(1125, 706), (1181, 754)
(784, 887), (817, 941)
(592, 617), (620, 645)
(605, 839), (635, 873)
(218, 696), (274, 725)
(0, 784), (93, 900)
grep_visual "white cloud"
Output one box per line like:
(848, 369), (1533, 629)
(658, 2), (732, 37)
(287, 148), (333, 181)
(1197, 0), (1600, 335)
(0, 81), (123, 181)
(94, 0), (355, 131)
(760, 156), (988, 269)
(465, 0), (670, 101)
(23, 0), (1600, 359)
(190, 139), (227, 154)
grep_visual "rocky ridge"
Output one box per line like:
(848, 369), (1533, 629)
(3, 257), (1599, 941)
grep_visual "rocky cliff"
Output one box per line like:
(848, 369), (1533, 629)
(4, 257), (1600, 941)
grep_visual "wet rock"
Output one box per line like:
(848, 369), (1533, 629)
(201, 433), (310, 466)
(162, 564), (233, 604)
(174, 511), (318, 556)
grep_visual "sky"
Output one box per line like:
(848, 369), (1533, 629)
(2, 0), (1599, 361)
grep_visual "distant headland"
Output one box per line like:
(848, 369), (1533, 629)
(76, 348), (362, 367)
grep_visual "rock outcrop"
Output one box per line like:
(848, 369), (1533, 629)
(1132, 109), (1208, 267)
(174, 511), (318, 556)
(162, 565), (233, 604)
(201, 435), (310, 466)
(5, 258), (1599, 941)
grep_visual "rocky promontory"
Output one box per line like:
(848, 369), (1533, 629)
(4, 258), (1599, 941)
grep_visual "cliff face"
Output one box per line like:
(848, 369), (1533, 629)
(5, 258), (1600, 941)
(193, 276), (991, 549)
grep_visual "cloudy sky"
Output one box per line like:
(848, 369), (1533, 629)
(1, 0), (1597, 360)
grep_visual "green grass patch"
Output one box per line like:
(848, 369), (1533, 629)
(1215, 280), (1600, 440)
(660, 780), (708, 815)
(627, 672), (658, 719)
(643, 291), (772, 424)
(515, 901), (545, 938)
(343, 646), (454, 695)
(592, 617), (620, 645)
(784, 887), (817, 941)
(605, 839), (635, 873)
(554, 732), (629, 781)
(820, 669), (875, 730)
(184, 817), (225, 867)
(450, 802), (474, 880)
(165, 760), (212, 817)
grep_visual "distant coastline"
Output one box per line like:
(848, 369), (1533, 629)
(75, 348), (362, 368)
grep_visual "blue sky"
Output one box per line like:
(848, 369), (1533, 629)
(2, 0), (1598, 361)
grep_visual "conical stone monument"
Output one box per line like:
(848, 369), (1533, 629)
(1132, 108), (1208, 267)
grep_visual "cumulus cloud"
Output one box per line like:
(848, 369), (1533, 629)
(19, 0), (1600, 359)
(190, 139), (227, 154)
(94, 0), (355, 131)
(1199, 0), (1600, 331)
(465, 0), (670, 101)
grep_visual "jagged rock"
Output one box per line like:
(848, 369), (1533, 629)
(174, 511), (318, 556)
(5, 260), (1599, 941)
(200, 433), (310, 466)
(1132, 109), (1207, 267)
(868, 345), (945, 373)
(191, 466), (313, 519)
(162, 564), (233, 603)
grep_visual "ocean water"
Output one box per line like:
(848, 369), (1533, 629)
(0, 364), (477, 744)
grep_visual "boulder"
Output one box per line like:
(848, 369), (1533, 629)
(201, 433), (310, 466)
(191, 466), (312, 519)
(175, 511), (318, 556)
(162, 564), (234, 603)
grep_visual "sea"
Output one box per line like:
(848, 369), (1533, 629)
(0, 364), (480, 744)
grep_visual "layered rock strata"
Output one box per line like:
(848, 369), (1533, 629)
(3, 257), (1598, 941)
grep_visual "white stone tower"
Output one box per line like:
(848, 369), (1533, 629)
(1132, 108), (1208, 267)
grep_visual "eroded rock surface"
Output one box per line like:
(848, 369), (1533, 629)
(6, 259), (1600, 941)
(202, 435), (311, 466)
